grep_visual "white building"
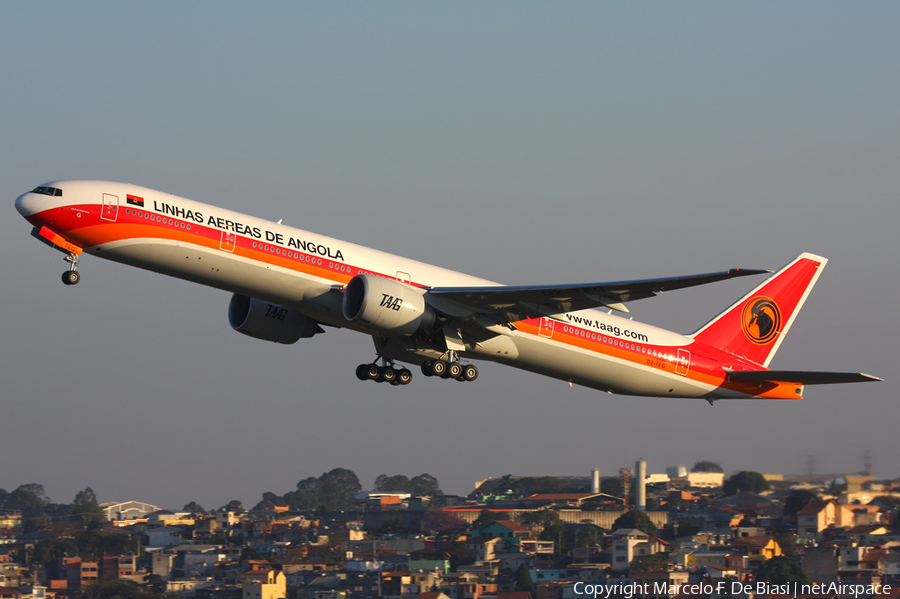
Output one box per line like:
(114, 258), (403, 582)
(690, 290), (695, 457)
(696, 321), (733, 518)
(99, 501), (160, 521)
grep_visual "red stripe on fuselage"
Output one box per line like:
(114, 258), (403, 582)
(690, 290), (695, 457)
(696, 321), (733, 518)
(33, 203), (796, 398)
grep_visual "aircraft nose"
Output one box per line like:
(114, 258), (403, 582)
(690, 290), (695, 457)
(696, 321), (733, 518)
(15, 191), (40, 218)
(15, 189), (55, 221)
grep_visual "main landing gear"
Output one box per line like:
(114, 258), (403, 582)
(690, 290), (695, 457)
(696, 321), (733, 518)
(355, 360), (413, 386)
(354, 353), (479, 385)
(420, 352), (478, 382)
(61, 252), (81, 286)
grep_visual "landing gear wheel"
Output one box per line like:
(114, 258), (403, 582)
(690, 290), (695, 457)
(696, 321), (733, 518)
(380, 367), (397, 384)
(421, 360), (434, 377)
(397, 369), (413, 385)
(62, 270), (80, 285)
(462, 364), (479, 382)
(430, 360), (448, 377)
(447, 362), (463, 379)
(356, 364), (369, 381)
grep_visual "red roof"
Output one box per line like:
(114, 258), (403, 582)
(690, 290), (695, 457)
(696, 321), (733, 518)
(861, 550), (886, 562)
(797, 499), (833, 516)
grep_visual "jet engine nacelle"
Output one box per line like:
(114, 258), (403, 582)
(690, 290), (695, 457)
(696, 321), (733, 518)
(342, 274), (435, 336)
(228, 294), (323, 344)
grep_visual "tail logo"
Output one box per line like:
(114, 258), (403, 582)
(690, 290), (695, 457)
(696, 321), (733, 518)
(741, 296), (781, 345)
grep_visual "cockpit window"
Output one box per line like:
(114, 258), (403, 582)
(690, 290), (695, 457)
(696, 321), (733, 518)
(32, 186), (63, 197)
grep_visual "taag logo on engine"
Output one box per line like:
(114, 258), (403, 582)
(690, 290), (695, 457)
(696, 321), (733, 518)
(380, 294), (403, 311)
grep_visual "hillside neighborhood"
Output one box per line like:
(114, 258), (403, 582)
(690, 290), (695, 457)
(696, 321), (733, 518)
(2, 463), (900, 599)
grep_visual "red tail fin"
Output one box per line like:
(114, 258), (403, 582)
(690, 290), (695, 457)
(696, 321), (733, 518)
(691, 253), (827, 367)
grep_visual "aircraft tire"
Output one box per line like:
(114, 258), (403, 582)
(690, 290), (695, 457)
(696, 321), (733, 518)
(62, 271), (80, 285)
(463, 364), (478, 381)
(398, 369), (412, 385)
(356, 364), (369, 381)
(365, 364), (381, 380)
(430, 360), (448, 377)
(421, 360), (434, 377)
(447, 362), (463, 379)
(381, 367), (397, 384)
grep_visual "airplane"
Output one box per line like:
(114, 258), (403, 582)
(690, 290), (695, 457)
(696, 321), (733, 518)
(15, 180), (880, 401)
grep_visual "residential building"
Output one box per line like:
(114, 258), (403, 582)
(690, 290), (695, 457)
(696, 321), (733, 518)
(797, 499), (853, 541)
(242, 570), (286, 599)
(610, 529), (666, 569)
(730, 535), (781, 569)
(61, 557), (98, 590)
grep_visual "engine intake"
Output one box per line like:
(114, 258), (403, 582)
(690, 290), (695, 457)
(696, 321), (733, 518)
(342, 275), (435, 336)
(228, 294), (323, 344)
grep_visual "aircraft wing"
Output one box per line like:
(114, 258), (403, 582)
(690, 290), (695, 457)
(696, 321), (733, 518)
(425, 268), (769, 322)
(723, 368), (883, 385)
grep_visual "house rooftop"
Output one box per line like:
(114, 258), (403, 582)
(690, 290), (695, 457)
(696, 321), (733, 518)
(797, 499), (833, 516)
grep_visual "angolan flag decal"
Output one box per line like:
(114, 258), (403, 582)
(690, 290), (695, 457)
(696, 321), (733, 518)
(126, 194), (144, 207)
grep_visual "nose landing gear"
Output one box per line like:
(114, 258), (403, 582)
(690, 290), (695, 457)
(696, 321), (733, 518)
(61, 252), (81, 285)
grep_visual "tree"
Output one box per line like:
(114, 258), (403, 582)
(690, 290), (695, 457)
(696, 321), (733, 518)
(221, 500), (244, 513)
(437, 539), (475, 571)
(691, 461), (724, 473)
(73, 502), (107, 528)
(84, 580), (163, 599)
(630, 552), (670, 573)
(3, 484), (51, 519)
(73, 488), (98, 506)
(317, 467), (362, 509)
(518, 509), (562, 530)
(611, 511), (657, 535)
(600, 478), (624, 499)
(183, 502), (207, 516)
(723, 471), (770, 495)
(754, 555), (810, 583)
(513, 564), (532, 591)
(575, 523), (603, 547)
(410, 473), (441, 497)
(774, 532), (799, 558)
(423, 509), (467, 538)
(662, 521), (699, 540)
(145, 574), (166, 595)
(471, 509), (511, 530)
(512, 477), (578, 496)
(783, 490), (819, 519)
(826, 480), (848, 497)
(374, 474), (412, 493)
(539, 520), (573, 555)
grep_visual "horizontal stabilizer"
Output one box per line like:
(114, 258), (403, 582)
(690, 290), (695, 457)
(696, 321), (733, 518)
(723, 368), (882, 385)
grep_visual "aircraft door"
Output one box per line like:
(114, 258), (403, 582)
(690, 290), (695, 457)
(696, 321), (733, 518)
(539, 317), (555, 338)
(219, 231), (236, 253)
(675, 348), (691, 376)
(101, 194), (119, 222)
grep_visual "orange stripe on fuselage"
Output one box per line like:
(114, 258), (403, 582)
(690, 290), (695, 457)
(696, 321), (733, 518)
(514, 318), (802, 398)
(42, 204), (802, 399)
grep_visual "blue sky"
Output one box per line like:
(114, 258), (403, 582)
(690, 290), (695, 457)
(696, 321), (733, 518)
(2, 2), (898, 509)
